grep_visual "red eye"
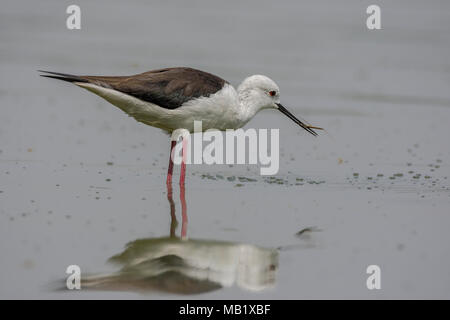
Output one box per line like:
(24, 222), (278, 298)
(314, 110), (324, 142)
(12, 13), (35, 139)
(269, 91), (276, 96)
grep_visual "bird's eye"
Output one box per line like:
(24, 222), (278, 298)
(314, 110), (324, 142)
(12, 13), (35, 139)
(269, 90), (277, 97)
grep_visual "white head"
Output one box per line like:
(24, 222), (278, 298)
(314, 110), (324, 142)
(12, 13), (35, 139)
(237, 75), (320, 136)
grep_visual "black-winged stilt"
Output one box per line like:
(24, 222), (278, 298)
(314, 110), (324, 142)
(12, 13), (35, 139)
(39, 67), (322, 186)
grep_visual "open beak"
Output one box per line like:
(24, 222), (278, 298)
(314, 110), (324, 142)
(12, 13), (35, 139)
(276, 103), (322, 136)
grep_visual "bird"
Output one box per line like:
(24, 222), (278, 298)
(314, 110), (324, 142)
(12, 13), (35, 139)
(39, 67), (322, 186)
(81, 235), (278, 294)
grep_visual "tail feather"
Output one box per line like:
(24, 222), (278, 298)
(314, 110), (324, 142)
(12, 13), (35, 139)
(38, 70), (88, 83)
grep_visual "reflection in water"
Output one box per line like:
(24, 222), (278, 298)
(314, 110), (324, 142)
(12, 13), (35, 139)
(81, 179), (278, 294)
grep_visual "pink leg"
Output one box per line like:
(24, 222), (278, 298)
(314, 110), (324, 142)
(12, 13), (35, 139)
(180, 181), (188, 240)
(179, 136), (188, 186)
(166, 175), (177, 238)
(180, 136), (188, 239)
(166, 141), (178, 237)
(166, 140), (176, 186)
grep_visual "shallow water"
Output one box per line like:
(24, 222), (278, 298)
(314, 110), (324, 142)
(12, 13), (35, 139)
(1, 0), (450, 299)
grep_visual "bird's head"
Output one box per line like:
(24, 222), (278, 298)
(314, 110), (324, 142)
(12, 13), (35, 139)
(237, 75), (322, 136)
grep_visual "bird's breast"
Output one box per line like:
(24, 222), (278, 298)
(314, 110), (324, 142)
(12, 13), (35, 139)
(173, 84), (246, 132)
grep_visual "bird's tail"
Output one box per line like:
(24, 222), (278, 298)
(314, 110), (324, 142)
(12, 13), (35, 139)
(38, 70), (89, 83)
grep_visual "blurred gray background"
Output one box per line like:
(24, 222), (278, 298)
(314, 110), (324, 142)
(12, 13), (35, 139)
(1, 0), (450, 299)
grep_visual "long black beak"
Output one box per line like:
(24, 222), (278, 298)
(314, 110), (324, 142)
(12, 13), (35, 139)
(276, 103), (320, 136)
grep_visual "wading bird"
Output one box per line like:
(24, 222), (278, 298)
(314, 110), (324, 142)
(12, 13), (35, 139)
(39, 67), (322, 186)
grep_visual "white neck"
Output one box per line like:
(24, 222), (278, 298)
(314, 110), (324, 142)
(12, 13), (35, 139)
(236, 88), (268, 126)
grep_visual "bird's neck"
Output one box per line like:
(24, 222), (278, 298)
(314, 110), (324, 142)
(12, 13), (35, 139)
(237, 90), (265, 125)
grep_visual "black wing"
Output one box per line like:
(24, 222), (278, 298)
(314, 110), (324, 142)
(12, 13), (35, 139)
(39, 67), (228, 109)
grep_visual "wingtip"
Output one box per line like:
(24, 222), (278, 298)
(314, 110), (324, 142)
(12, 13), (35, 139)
(37, 70), (56, 75)
(37, 70), (87, 83)
(39, 74), (68, 81)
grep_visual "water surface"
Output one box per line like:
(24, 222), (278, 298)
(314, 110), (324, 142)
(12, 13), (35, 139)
(1, 0), (450, 299)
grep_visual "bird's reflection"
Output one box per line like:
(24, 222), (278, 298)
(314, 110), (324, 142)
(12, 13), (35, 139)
(81, 180), (279, 294)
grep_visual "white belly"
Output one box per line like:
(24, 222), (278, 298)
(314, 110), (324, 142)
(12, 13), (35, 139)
(77, 82), (246, 133)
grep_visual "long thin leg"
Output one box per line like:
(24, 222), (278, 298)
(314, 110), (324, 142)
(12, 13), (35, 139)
(166, 141), (178, 237)
(179, 136), (188, 186)
(180, 181), (187, 240)
(167, 178), (178, 238)
(179, 136), (188, 239)
(166, 140), (176, 186)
